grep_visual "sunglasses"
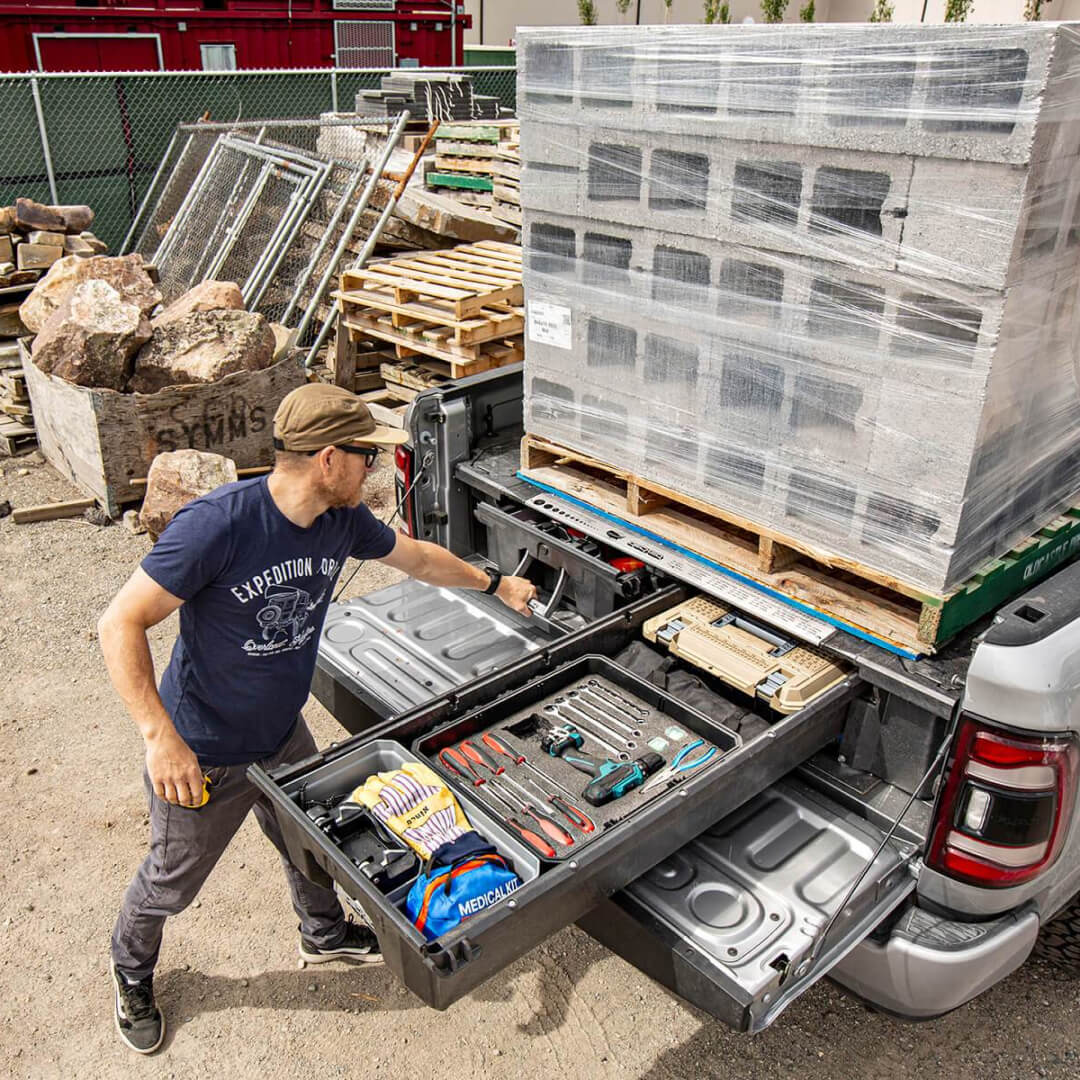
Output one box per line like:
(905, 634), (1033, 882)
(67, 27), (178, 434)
(308, 444), (381, 467)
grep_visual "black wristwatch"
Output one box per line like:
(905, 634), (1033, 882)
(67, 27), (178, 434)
(483, 567), (503, 595)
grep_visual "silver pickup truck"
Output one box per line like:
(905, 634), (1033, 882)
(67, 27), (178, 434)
(254, 365), (1080, 1031)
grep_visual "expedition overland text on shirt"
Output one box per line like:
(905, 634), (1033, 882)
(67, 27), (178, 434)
(140, 476), (396, 766)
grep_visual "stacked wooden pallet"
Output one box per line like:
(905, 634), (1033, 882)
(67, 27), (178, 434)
(492, 131), (521, 228)
(0, 340), (34, 455)
(427, 121), (520, 210)
(336, 242), (524, 386)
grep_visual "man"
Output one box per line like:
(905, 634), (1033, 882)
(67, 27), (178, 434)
(98, 383), (537, 1054)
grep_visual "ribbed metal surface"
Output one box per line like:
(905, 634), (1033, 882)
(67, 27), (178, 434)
(319, 579), (555, 716)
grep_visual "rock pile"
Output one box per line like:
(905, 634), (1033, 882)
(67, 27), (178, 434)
(21, 258), (278, 394)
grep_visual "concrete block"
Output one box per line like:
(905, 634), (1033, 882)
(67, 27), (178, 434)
(518, 23), (1061, 165)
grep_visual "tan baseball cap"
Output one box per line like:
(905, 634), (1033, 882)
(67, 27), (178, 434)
(273, 383), (408, 452)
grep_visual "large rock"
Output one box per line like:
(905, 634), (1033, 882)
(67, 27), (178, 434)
(151, 280), (244, 330)
(139, 449), (238, 541)
(30, 280), (152, 391)
(19, 254), (160, 333)
(14, 197), (94, 234)
(128, 309), (276, 394)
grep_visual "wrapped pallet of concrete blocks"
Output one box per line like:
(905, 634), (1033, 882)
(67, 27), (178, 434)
(518, 23), (1080, 596)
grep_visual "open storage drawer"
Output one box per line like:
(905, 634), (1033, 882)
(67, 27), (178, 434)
(249, 587), (866, 1009)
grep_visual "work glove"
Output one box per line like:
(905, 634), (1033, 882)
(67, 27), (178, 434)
(347, 761), (471, 861)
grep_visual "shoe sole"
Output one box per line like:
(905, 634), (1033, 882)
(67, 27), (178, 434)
(297, 945), (385, 966)
(111, 961), (166, 1055)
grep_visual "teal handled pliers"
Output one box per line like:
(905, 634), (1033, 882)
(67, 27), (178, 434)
(640, 739), (719, 794)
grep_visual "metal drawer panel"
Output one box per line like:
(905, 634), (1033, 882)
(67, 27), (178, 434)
(579, 778), (915, 1033)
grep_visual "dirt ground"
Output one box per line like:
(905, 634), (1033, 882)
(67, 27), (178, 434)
(2, 453), (1079, 1080)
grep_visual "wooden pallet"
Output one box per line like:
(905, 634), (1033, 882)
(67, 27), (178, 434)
(344, 313), (522, 372)
(434, 121), (518, 142)
(380, 358), (457, 396)
(359, 389), (408, 429)
(493, 178), (520, 207)
(519, 433), (1080, 654)
(492, 158), (521, 182)
(493, 202), (522, 228)
(0, 414), (35, 455)
(427, 172), (494, 193)
(341, 242), (521, 318)
(434, 155), (498, 176)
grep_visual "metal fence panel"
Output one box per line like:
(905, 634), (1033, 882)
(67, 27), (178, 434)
(0, 66), (516, 252)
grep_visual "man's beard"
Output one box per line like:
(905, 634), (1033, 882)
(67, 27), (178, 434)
(321, 473), (365, 509)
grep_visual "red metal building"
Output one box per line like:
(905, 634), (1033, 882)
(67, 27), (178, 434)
(0, 1), (471, 74)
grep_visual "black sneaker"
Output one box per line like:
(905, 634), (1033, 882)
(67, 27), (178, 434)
(298, 918), (383, 965)
(111, 960), (165, 1054)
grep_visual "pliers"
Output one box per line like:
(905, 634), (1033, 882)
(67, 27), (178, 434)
(639, 739), (718, 794)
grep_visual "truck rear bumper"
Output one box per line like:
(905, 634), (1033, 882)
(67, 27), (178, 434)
(830, 902), (1039, 1019)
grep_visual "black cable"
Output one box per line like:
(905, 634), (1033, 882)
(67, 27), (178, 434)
(332, 457), (429, 603)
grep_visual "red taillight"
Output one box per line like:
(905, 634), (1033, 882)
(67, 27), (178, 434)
(927, 714), (1078, 888)
(394, 444), (415, 537)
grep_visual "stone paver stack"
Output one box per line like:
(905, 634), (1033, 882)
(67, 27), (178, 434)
(517, 24), (1080, 594)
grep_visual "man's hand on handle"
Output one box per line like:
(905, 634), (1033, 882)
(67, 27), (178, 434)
(146, 730), (204, 808)
(496, 574), (538, 616)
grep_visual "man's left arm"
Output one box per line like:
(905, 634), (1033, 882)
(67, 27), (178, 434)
(379, 533), (537, 615)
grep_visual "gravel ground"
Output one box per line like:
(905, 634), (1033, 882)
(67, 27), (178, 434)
(2, 453), (1079, 1080)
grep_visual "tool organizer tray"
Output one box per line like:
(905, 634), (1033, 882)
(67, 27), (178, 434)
(414, 656), (741, 861)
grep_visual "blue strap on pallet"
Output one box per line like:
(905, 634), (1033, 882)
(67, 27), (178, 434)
(517, 471), (922, 661)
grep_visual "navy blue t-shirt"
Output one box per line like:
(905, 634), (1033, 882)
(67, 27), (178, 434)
(141, 477), (396, 765)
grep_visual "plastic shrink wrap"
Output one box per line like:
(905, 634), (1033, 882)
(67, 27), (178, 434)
(518, 23), (1080, 595)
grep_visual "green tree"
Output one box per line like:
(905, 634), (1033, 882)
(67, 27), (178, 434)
(578, 0), (598, 24)
(1024, 0), (1045, 18)
(616, 0), (632, 13)
(944, 0), (973, 20)
(761, 0), (789, 21)
(664, 0), (674, 21)
(720, 1), (731, 20)
(704, 0), (720, 20)
(868, 0), (894, 20)
(800, 0), (815, 18)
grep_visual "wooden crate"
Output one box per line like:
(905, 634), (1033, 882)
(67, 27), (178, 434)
(21, 340), (305, 517)
(520, 433), (1080, 654)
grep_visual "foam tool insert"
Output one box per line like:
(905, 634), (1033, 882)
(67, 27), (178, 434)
(415, 655), (741, 861)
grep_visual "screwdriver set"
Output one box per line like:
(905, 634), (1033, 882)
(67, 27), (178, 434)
(417, 656), (741, 860)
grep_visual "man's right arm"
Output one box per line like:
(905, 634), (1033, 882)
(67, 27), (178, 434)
(97, 567), (205, 808)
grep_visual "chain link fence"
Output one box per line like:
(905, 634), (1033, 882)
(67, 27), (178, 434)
(0, 66), (516, 253)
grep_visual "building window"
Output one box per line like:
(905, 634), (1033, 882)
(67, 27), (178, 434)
(334, 21), (395, 67)
(201, 43), (237, 71)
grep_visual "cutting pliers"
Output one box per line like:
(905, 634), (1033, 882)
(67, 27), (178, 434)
(639, 739), (718, 794)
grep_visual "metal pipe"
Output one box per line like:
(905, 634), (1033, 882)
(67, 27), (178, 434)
(122, 126), (180, 254)
(245, 160), (329, 306)
(298, 109), (412, 362)
(29, 77), (59, 204)
(331, 69), (339, 114)
(280, 163), (366, 326)
(152, 138), (223, 267)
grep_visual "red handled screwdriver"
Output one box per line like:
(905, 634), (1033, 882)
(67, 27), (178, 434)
(482, 785), (557, 857)
(484, 732), (578, 800)
(519, 777), (596, 835)
(483, 732), (524, 764)
(439, 746), (485, 787)
(460, 740), (505, 776)
(488, 780), (574, 847)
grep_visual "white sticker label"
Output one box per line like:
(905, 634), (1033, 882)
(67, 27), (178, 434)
(528, 299), (572, 350)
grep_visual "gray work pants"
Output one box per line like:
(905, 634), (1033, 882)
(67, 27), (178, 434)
(111, 718), (345, 980)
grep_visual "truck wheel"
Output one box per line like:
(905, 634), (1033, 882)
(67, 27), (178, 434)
(1033, 894), (1080, 972)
